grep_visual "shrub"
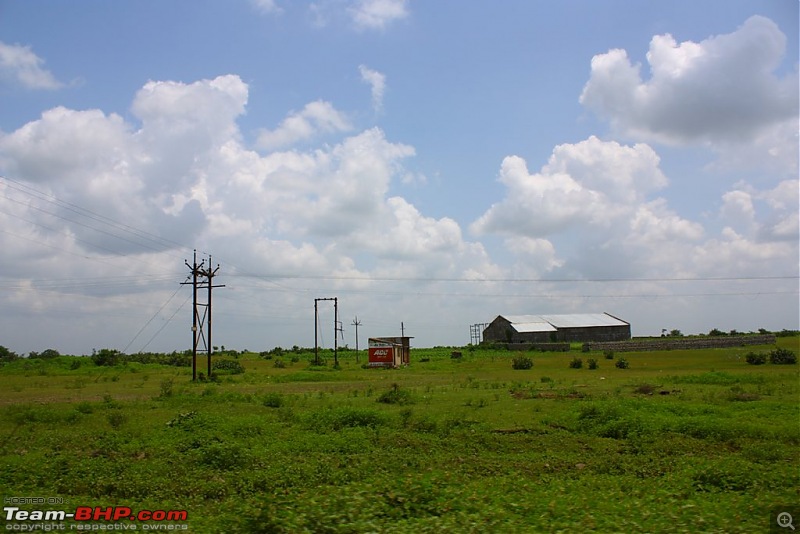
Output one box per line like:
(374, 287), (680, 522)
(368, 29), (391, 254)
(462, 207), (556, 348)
(212, 359), (245, 374)
(569, 358), (583, 369)
(263, 393), (284, 408)
(75, 402), (94, 414)
(512, 356), (533, 370)
(37, 349), (61, 360)
(587, 358), (598, 370)
(0, 345), (19, 362)
(307, 407), (386, 431)
(273, 359), (286, 369)
(615, 358), (629, 369)
(604, 350), (615, 360)
(159, 378), (174, 398)
(107, 412), (127, 430)
(769, 348), (797, 365)
(92, 348), (121, 367)
(745, 352), (767, 365)
(377, 384), (414, 405)
(69, 359), (82, 370)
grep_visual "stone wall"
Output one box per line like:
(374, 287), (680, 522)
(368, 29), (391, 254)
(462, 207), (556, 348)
(582, 334), (776, 353)
(507, 342), (570, 352)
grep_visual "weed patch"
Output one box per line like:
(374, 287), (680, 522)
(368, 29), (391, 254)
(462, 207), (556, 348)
(377, 384), (415, 405)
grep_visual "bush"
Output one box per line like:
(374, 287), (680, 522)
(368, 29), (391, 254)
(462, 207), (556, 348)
(615, 358), (629, 369)
(212, 359), (245, 374)
(604, 350), (615, 360)
(107, 412), (127, 430)
(745, 352), (767, 365)
(569, 358), (583, 369)
(273, 359), (286, 369)
(769, 348), (797, 365)
(37, 349), (61, 360)
(0, 345), (19, 362)
(587, 358), (598, 370)
(377, 384), (414, 405)
(91, 348), (121, 367)
(159, 378), (174, 398)
(263, 393), (284, 408)
(512, 356), (533, 370)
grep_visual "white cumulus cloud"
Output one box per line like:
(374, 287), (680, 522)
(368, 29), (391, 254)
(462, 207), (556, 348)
(471, 136), (667, 238)
(580, 15), (798, 174)
(256, 100), (352, 150)
(0, 41), (63, 90)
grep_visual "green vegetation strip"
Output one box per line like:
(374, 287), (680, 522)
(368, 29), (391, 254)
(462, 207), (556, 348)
(0, 339), (797, 532)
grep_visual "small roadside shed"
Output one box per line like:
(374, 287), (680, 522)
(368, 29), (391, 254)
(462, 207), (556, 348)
(368, 336), (412, 368)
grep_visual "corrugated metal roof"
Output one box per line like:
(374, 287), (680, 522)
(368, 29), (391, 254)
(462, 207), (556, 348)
(540, 313), (628, 328)
(502, 315), (556, 333)
(513, 322), (557, 333)
(501, 313), (628, 330)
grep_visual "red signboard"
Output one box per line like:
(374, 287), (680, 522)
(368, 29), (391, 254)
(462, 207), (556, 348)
(369, 346), (394, 364)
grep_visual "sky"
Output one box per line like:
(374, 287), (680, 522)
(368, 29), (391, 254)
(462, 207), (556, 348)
(0, 0), (797, 355)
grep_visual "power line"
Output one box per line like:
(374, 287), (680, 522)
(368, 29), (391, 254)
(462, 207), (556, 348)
(123, 282), (187, 353)
(224, 272), (798, 284)
(1, 176), (191, 254)
(138, 293), (192, 353)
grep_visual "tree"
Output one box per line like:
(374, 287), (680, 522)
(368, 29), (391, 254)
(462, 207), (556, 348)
(0, 346), (19, 362)
(91, 348), (121, 367)
(39, 349), (61, 360)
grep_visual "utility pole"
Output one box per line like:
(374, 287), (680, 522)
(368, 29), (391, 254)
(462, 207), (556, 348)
(182, 250), (225, 381)
(314, 297), (338, 366)
(351, 316), (362, 362)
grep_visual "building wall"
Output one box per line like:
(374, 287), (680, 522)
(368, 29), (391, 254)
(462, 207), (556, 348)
(553, 324), (631, 342)
(482, 317), (514, 343)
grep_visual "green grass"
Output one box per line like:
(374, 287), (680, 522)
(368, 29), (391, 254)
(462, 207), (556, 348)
(0, 338), (798, 532)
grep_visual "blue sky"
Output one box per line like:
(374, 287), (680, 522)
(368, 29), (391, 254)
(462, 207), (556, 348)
(0, 0), (797, 354)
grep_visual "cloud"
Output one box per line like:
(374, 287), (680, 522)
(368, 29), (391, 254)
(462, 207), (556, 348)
(720, 180), (800, 244)
(471, 135), (791, 283)
(0, 41), (63, 90)
(471, 136), (667, 238)
(256, 100), (352, 149)
(349, 0), (408, 30)
(250, 0), (282, 14)
(359, 64), (386, 112)
(580, 16), (798, 161)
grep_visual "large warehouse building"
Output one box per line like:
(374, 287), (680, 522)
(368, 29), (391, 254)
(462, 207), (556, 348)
(482, 313), (631, 343)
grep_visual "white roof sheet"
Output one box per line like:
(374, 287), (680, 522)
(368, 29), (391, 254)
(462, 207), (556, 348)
(502, 313), (628, 330)
(512, 322), (557, 333)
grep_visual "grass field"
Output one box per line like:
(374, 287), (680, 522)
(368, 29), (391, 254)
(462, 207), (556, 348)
(1, 338), (798, 533)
